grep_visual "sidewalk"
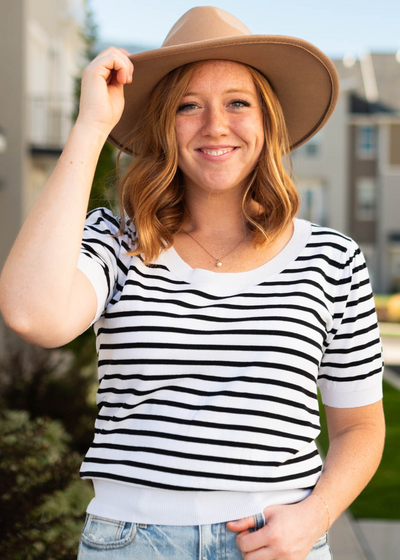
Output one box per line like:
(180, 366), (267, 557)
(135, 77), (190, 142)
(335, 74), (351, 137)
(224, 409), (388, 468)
(330, 512), (400, 560)
(356, 519), (400, 560)
(329, 511), (369, 560)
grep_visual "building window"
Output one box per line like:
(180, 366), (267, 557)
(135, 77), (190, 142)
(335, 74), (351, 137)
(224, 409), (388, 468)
(357, 126), (376, 159)
(305, 130), (323, 157)
(355, 177), (376, 220)
(298, 180), (327, 225)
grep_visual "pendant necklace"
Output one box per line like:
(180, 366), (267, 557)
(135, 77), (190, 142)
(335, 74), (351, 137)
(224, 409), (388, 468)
(181, 228), (248, 268)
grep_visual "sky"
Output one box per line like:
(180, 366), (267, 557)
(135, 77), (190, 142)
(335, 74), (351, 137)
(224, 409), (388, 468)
(88, 0), (400, 60)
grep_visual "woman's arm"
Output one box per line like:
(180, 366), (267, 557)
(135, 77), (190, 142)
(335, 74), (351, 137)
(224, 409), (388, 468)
(227, 400), (385, 560)
(0, 48), (133, 348)
(308, 400), (385, 527)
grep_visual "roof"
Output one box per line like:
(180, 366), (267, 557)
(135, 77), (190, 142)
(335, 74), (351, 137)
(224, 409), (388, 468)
(332, 52), (400, 114)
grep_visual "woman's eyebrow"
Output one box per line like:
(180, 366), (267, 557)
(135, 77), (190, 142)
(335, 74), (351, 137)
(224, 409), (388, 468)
(182, 88), (255, 97)
(224, 88), (255, 95)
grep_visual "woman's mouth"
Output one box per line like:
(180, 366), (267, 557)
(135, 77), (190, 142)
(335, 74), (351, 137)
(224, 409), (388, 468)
(197, 147), (238, 159)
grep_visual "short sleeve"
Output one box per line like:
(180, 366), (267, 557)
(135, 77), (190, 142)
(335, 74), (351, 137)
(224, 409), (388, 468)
(318, 241), (384, 408)
(76, 207), (122, 328)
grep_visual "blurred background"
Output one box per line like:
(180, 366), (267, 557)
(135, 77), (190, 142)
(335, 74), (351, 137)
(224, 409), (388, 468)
(0, 1), (399, 558)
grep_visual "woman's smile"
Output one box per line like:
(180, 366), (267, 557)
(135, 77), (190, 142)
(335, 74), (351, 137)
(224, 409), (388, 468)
(196, 145), (239, 161)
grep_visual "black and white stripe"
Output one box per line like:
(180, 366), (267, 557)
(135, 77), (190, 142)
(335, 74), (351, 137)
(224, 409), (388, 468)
(77, 208), (383, 492)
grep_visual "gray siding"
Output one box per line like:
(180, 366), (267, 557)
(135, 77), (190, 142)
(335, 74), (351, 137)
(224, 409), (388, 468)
(0, 0), (28, 267)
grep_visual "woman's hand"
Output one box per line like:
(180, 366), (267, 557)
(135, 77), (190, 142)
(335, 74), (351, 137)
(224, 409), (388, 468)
(227, 400), (385, 559)
(76, 47), (134, 137)
(227, 498), (327, 560)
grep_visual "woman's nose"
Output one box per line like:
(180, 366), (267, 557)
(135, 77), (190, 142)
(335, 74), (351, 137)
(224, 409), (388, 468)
(201, 107), (229, 137)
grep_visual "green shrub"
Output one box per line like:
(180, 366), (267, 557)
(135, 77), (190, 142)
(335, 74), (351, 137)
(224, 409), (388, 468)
(0, 410), (93, 559)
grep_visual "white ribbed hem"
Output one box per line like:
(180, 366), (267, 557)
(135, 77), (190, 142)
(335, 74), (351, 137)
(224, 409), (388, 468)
(320, 380), (383, 408)
(86, 479), (312, 525)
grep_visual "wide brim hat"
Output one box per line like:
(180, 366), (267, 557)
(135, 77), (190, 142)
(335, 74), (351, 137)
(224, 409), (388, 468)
(107, 6), (340, 155)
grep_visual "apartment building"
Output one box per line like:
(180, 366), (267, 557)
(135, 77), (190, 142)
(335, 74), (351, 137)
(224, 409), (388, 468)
(0, 0), (86, 268)
(293, 51), (400, 293)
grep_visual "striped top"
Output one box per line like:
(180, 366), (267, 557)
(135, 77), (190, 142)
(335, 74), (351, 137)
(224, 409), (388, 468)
(77, 207), (383, 519)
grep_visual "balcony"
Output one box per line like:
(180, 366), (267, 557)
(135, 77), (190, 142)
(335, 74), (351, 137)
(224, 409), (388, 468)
(28, 95), (76, 155)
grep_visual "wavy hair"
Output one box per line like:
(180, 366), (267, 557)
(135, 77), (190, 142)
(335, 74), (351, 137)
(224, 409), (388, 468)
(114, 60), (299, 263)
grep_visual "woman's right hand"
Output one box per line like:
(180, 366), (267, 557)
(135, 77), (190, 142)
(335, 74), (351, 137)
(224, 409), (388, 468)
(76, 47), (134, 137)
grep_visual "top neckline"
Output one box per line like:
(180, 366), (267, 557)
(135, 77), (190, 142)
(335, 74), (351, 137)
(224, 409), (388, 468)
(156, 218), (312, 295)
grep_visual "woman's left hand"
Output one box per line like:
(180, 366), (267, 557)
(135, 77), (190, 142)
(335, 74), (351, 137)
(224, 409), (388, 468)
(226, 498), (327, 560)
(227, 400), (385, 559)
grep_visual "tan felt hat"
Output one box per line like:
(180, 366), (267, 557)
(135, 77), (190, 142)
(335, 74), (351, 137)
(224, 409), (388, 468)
(107, 6), (340, 155)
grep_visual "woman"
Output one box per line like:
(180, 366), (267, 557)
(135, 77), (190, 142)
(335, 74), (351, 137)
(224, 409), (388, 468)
(0, 6), (385, 560)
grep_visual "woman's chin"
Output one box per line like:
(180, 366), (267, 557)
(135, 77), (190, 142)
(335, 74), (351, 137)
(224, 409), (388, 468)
(188, 178), (249, 197)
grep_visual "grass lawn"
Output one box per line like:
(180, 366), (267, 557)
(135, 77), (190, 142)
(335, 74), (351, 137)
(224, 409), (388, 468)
(317, 380), (400, 519)
(379, 322), (400, 337)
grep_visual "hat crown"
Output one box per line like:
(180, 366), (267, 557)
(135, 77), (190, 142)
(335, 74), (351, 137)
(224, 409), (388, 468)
(162, 6), (251, 48)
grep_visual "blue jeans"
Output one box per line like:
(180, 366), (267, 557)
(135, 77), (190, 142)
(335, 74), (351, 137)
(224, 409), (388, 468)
(77, 513), (333, 559)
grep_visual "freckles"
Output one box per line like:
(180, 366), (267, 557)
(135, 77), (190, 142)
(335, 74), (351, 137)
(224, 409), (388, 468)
(176, 118), (198, 139)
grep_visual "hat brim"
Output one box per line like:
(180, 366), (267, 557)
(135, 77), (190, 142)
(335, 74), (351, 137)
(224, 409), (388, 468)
(107, 34), (339, 154)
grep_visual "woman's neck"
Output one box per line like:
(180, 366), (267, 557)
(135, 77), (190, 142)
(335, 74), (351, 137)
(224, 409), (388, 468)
(181, 188), (255, 239)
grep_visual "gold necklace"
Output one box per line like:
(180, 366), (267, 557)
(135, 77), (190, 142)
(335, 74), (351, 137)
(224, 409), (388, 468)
(181, 228), (248, 268)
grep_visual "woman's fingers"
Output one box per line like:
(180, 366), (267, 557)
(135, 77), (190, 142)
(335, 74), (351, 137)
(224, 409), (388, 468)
(233, 503), (325, 560)
(117, 47), (132, 57)
(226, 515), (255, 533)
(77, 46), (134, 135)
(236, 527), (269, 553)
(227, 515), (270, 557)
(89, 49), (133, 85)
(98, 45), (131, 58)
(85, 47), (132, 85)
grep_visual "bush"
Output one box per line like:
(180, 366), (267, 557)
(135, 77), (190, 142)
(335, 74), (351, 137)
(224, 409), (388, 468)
(0, 410), (93, 559)
(0, 317), (98, 455)
(0, 319), (97, 558)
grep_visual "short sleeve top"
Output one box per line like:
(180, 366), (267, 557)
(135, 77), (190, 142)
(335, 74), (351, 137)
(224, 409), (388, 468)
(76, 207), (383, 494)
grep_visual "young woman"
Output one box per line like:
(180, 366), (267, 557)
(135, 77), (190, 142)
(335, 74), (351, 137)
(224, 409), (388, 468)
(0, 7), (384, 560)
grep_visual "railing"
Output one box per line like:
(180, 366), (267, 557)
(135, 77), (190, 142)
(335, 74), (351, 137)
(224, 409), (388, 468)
(28, 95), (76, 149)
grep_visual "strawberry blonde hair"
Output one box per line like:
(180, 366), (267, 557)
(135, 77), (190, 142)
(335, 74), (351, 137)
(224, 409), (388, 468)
(114, 60), (299, 263)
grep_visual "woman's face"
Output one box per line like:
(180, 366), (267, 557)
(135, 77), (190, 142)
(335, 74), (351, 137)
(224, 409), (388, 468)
(175, 60), (265, 197)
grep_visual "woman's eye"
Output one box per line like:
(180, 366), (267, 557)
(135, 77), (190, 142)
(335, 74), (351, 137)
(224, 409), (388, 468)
(177, 100), (250, 112)
(177, 103), (198, 112)
(230, 100), (250, 108)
